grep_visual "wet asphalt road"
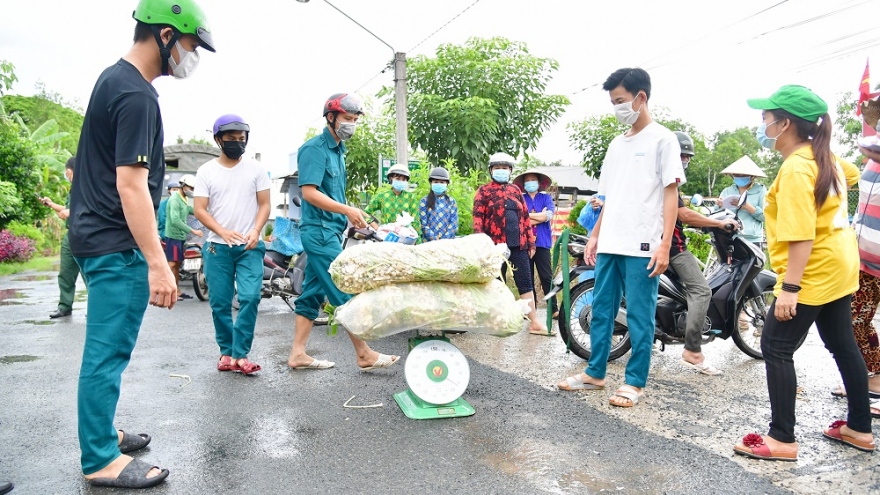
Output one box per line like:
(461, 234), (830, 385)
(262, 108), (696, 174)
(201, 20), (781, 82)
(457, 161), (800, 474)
(0, 266), (876, 494)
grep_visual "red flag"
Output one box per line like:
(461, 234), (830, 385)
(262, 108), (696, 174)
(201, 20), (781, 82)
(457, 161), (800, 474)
(858, 60), (870, 116)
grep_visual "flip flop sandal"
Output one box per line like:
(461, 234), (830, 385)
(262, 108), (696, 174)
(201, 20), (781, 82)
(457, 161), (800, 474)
(359, 354), (399, 372)
(609, 385), (643, 408)
(292, 359), (335, 370)
(117, 430), (151, 454)
(88, 458), (169, 488)
(831, 385), (880, 399)
(823, 420), (876, 452)
(217, 356), (239, 372)
(558, 375), (604, 391)
(680, 359), (723, 376)
(733, 433), (797, 461)
(529, 328), (557, 337)
(236, 359), (262, 376)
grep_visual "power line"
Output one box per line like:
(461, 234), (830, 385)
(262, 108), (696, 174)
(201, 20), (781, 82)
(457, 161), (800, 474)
(407, 0), (484, 53)
(569, 1), (790, 96)
(742, 0), (874, 43)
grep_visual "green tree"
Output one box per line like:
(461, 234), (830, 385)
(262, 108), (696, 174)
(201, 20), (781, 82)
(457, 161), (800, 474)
(0, 60), (16, 96)
(834, 91), (862, 163)
(399, 37), (569, 173)
(0, 121), (41, 229)
(2, 92), (84, 155)
(338, 101), (395, 203)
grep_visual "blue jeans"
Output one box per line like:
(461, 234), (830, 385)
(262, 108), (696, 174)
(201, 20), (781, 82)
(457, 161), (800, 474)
(74, 250), (149, 474)
(586, 254), (659, 388)
(295, 227), (351, 320)
(203, 240), (265, 359)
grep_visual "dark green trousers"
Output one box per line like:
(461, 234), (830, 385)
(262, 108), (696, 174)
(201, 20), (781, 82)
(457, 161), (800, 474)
(57, 233), (82, 312)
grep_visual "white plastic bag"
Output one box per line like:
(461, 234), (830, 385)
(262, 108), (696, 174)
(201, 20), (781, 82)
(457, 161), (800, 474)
(330, 233), (507, 294)
(334, 279), (527, 340)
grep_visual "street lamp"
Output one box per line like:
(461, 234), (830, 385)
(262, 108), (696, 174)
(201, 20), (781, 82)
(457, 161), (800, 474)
(296, 0), (408, 168)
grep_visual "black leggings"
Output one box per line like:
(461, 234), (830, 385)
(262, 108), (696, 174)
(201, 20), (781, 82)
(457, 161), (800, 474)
(762, 294), (872, 443)
(530, 247), (555, 313)
(501, 247), (533, 296)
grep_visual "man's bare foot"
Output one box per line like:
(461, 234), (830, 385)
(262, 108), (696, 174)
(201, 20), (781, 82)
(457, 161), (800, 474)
(287, 352), (317, 369)
(609, 384), (643, 407)
(83, 455), (162, 481)
(681, 349), (704, 366)
(355, 350), (399, 369)
(557, 373), (605, 390)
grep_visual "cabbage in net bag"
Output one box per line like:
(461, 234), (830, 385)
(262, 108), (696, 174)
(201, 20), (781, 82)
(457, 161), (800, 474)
(330, 233), (508, 294)
(334, 279), (527, 340)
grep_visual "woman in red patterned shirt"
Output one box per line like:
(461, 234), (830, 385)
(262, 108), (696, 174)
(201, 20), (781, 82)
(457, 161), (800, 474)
(473, 152), (549, 335)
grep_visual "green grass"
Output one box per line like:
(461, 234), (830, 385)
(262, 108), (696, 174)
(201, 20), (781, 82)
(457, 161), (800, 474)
(0, 255), (59, 277)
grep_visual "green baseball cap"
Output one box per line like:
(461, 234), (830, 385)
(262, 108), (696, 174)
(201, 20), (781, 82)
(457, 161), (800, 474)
(747, 85), (827, 123)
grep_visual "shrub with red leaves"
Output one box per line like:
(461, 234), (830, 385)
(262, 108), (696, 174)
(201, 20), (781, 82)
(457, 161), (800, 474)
(0, 229), (36, 263)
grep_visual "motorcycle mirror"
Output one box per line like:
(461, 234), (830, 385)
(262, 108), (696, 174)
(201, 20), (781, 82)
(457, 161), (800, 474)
(691, 194), (703, 207)
(291, 195), (302, 207)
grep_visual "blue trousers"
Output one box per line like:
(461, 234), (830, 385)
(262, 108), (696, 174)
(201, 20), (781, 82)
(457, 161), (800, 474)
(203, 240), (265, 359)
(295, 227), (351, 320)
(586, 254), (659, 388)
(74, 250), (149, 474)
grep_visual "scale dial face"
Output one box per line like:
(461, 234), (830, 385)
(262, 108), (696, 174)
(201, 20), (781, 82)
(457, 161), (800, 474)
(405, 340), (470, 405)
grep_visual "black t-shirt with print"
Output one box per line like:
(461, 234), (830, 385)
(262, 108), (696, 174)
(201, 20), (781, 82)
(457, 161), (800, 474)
(669, 194), (688, 257)
(68, 59), (164, 257)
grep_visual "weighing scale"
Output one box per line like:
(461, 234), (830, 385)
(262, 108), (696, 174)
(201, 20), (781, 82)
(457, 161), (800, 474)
(393, 335), (475, 420)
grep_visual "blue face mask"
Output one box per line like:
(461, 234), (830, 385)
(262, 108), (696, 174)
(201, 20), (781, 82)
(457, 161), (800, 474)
(733, 177), (752, 187)
(756, 120), (780, 150)
(431, 183), (447, 195)
(524, 181), (539, 193)
(492, 169), (511, 183)
(392, 179), (407, 192)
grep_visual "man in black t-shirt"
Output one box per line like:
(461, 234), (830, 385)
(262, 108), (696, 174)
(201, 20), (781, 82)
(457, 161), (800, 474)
(67, 0), (214, 489)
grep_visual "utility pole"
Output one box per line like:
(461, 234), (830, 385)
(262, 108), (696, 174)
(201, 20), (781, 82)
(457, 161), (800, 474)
(394, 52), (408, 167)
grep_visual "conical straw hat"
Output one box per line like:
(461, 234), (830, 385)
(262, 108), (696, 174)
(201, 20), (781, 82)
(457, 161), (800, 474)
(720, 155), (766, 178)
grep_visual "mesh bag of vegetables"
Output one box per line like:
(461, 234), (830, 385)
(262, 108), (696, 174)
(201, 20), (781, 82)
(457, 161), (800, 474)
(330, 233), (508, 294)
(334, 279), (527, 340)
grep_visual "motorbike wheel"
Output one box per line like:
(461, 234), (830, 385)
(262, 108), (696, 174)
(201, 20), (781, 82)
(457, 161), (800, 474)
(733, 285), (807, 359)
(557, 279), (631, 362)
(193, 263), (209, 301)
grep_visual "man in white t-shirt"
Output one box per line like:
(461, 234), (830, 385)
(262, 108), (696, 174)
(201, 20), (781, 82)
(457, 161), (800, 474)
(558, 68), (684, 408)
(194, 114), (271, 376)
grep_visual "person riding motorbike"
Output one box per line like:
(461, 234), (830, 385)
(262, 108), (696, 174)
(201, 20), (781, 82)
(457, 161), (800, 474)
(669, 131), (738, 375)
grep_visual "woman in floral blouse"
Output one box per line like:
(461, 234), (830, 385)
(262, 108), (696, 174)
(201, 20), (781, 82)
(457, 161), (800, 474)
(419, 167), (458, 241)
(473, 152), (549, 335)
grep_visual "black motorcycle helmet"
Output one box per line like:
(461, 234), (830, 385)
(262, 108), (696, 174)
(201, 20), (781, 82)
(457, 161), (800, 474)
(675, 131), (695, 157)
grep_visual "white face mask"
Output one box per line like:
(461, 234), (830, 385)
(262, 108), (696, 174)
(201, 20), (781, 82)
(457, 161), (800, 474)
(613, 93), (643, 126)
(168, 40), (200, 79)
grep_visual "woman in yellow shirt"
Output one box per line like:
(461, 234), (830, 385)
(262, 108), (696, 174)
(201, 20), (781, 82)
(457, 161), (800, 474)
(733, 86), (875, 461)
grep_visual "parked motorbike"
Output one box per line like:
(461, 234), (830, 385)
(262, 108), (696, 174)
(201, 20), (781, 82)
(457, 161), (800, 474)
(548, 192), (803, 361)
(181, 242), (208, 301)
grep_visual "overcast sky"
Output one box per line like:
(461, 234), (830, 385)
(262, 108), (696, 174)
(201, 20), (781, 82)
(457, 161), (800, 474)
(2, 0), (879, 178)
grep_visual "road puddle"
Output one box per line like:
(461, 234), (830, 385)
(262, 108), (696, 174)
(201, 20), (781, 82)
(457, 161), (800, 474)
(11, 274), (52, 281)
(0, 288), (27, 305)
(0, 355), (41, 365)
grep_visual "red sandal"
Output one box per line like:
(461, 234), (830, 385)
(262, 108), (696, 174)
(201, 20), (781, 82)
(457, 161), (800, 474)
(236, 358), (262, 375)
(217, 356), (239, 372)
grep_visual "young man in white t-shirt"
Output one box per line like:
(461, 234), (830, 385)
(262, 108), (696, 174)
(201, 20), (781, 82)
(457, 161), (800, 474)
(194, 114), (271, 375)
(558, 68), (684, 407)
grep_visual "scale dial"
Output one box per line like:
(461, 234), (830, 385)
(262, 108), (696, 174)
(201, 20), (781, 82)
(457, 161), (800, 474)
(405, 340), (470, 405)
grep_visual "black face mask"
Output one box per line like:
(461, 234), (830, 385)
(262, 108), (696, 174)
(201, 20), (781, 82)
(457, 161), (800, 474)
(220, 140), (246, 160)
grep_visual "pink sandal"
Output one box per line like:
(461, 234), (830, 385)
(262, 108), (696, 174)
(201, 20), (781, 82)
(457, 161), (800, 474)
(236, 359), (262, 375)
(217, 356), (239, 372)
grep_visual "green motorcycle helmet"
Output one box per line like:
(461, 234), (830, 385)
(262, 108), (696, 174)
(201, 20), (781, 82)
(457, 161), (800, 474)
(133, 0), (215, 53)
